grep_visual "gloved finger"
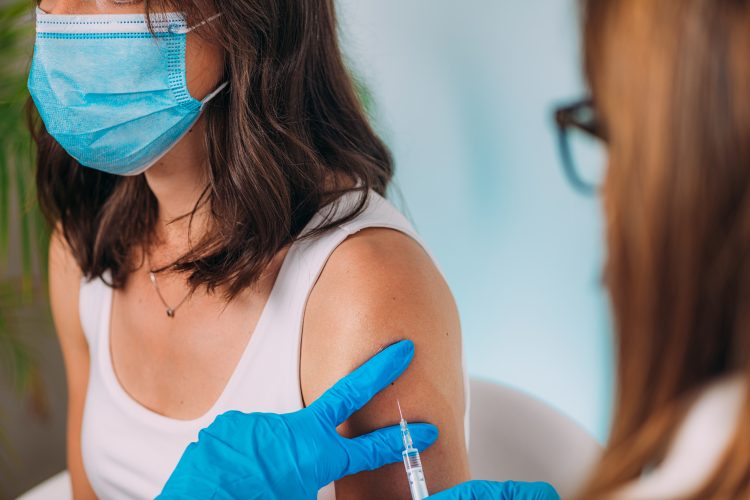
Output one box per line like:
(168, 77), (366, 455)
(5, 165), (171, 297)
(339, 423), (438, 477)
(309, 340), (415, 426)
(427, 480), (560, 500)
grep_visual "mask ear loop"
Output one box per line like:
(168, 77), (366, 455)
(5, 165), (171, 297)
(171, 12), (222, 35)
(200, 81), (229, 107)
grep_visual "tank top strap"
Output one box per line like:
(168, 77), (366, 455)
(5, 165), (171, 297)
(330, 189), (421, 240)
(273, 189), (430, 319)
(313, 189), (443, 280)
(79, 273), (111, 348)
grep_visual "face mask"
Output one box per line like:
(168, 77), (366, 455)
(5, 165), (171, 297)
(27, 9), (227, 176)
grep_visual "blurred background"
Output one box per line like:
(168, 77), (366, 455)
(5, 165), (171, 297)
(0, 0), (612, 497)
(337, 0), (613, 439)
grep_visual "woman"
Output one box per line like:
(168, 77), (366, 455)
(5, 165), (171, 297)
(577, 0), (750, 497)
(33, 0), (470, 498)
(438, 0), (750, 497)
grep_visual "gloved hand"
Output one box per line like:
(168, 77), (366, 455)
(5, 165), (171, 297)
(158, 340), (438, 500)
(428, 480), (560, 500)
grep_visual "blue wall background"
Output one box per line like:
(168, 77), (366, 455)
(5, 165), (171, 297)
(337, 0), (613, 441)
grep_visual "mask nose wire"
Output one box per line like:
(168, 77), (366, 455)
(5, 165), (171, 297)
(170, 12), (222, 35)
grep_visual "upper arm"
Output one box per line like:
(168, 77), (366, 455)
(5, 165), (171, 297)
(48, 228), (96, 499)
(301, 228), (470, 499)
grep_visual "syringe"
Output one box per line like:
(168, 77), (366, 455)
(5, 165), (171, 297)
(398, 400), (430, 500)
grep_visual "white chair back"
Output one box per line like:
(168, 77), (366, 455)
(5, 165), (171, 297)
(469, 378), (602, 498)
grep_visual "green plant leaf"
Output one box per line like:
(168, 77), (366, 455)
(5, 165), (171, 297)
(0, 0), (51, 471)
(13, 144), (34, 298)
(0, 0), (45, 289)
(0, 153), (9, 268)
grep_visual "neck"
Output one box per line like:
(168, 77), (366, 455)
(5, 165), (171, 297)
(144, 117), (211, 258)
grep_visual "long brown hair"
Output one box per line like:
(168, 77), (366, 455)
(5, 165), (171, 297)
(33, 0), (392, 299)
(580, 0), (750, 497)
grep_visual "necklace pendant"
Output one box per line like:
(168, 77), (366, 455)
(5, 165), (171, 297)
(166, 308), (175, 318)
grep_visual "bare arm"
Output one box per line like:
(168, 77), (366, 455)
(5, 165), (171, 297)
(301, 228), (470, 499)
(48, 229), (97, 500)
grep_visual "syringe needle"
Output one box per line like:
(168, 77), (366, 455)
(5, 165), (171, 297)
(397, 399), (404, 420)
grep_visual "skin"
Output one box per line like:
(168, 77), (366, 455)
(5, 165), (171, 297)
(43, 0), (469, 498)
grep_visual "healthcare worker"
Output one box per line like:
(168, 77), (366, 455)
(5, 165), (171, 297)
(168, 0), (750, 498)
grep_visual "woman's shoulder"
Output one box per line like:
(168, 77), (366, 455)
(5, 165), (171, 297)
(613, 375), (745, 499)
(303, 219), (456, 350)
(299, 191), (461, 400)
(50, 225), (111, 342)
(49, 226), (83, 324)
(305, 188), (452, 325)
(48, 225), (91, 356)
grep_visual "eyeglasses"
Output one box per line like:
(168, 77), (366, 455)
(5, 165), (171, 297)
(554, 98), (607, 195)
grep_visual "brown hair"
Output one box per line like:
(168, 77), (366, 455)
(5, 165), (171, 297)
(33, 0), (392, 298)
(580, 0), (750, 497)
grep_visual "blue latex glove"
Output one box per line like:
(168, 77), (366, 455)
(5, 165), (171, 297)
(427, 481), (560, 500)
(159, 340), (438, 499)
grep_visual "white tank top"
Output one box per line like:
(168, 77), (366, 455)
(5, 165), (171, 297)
(79, 190), (470, 499)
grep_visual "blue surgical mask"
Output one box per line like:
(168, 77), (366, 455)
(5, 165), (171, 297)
(27, 9), (226, 176)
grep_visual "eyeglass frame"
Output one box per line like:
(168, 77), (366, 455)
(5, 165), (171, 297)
(553, 98), (607, 195)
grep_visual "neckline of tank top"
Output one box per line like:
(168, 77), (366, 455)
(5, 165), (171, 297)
(96, 190), (375, 431)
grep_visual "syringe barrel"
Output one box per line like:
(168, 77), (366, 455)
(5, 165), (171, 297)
(402, 449), (429, 500)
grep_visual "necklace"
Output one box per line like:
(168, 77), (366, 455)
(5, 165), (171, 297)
(146, 254), (191, 318)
